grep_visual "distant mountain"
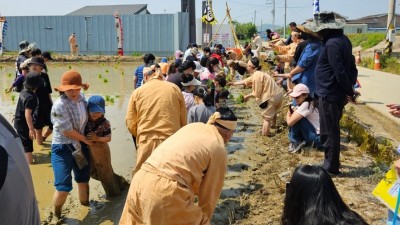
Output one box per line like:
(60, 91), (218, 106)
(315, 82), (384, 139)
(257, 23), (282, 32)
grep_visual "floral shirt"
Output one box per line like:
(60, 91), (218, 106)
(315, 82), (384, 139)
(85, 116), (111, 137)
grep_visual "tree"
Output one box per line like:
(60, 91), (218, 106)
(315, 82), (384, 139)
(234, 21), (258, 40)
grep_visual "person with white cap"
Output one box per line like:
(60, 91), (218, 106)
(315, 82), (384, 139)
(126, 62), (186, 175)
(119, 108), (237, 225)
(15, 40), (35, 78)
(286, 84), (320, 153)
(181, 73), (202, 112)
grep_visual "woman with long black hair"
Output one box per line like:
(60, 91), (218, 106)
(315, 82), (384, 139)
(282, 165), (369, 225)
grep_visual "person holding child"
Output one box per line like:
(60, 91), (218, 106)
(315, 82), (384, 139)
(50, 70), (92, 219)
(85, 95), (128, 196)
(14, 72), (43, 164)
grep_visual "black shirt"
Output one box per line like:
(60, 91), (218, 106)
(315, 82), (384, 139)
(315, 34), (357, 101)
(166, 72), (183, 90)
(35, 72), (53, 115)
(14, 90), (38, 130)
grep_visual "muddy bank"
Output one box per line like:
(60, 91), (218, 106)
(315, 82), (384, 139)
(0, 54), (173, 63)
(212, 86), (390, 225)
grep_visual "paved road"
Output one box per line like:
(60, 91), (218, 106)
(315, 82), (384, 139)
(357, 66), (400, 126)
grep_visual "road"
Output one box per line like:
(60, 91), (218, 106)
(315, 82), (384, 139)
(356, 66), (400, 126)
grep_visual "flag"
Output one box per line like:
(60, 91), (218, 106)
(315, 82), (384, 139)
(0, 17), (6, 56)
(202, 0), (218, 25)
(313, 0), (320, 14)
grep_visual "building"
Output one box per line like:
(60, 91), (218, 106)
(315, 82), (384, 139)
(3, 4), (189, 55)
(346, 14), (400, 33)
(66, 4), (150, 16)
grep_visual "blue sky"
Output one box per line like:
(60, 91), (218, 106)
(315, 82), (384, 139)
(0, 0), (392, 26)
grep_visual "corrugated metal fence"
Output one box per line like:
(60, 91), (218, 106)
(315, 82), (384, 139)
(3, 12), (189, 56)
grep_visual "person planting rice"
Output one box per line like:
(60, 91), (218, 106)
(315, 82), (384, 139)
(119, 108), (237, 225)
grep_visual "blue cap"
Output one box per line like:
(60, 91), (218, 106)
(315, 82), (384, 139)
(161, 57), (167, 63)
(88, 95), (105, 114)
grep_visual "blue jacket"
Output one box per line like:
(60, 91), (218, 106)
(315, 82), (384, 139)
(292, 41), (322, 97)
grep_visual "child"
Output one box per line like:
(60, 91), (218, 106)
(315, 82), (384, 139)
(187, 85), (215, 124)
(85, 95), (128, 196)
(6, 60), (29, 93)
(14, 72), (43, 164)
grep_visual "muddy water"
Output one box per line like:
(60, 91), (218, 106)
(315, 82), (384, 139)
(0, 62), (258, 225)
(0, 62), (137, 224)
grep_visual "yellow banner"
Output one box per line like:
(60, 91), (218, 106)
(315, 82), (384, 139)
(202, 0), (218, 25)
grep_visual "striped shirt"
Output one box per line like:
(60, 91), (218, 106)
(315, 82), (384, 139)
(51, 94), (88, 147)
(134, 65), (145, 88)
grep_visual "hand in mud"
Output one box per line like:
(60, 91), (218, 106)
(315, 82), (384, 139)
(86, 132), (99, 141)
(227, 81), (235, 86)
(389, 109), (400, 118)
(387, 103), (400, 110)
(243, 94), (252, 102)
(5, 87), (12, 93)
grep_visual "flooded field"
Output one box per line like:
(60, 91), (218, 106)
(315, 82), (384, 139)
(0, 62), (136, 224)
(0, 62), (393, 225)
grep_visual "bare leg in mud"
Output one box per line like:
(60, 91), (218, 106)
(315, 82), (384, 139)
(78, 183), (89, 206)
(53, 191), (68, 218)
(36, 129), (44, 145)
(42, 128), (53, 141)
(262, 120), (271, 136)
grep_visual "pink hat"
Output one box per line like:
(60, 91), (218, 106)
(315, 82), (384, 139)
(175, 50), (183, 59)
(289, 84), (310, 98)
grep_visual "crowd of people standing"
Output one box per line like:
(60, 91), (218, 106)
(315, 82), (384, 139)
(2, 10), (396, 225)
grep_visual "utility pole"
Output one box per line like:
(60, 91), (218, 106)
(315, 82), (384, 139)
(254, 10), (257, 25)
(283, 0), (287, 38)
(272, 0), (275, 30)
(385, 0), (396, 55)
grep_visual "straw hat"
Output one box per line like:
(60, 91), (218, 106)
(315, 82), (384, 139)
(54, 70), (89, 92)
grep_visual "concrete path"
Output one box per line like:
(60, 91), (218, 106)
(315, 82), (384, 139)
(356, 66), (400, 126)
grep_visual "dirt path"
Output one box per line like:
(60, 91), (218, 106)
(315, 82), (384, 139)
(212, 86), (389, 225)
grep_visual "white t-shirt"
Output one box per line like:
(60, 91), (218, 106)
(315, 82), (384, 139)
(295, 101), (320, 134)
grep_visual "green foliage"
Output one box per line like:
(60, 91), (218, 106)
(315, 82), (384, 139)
(381, 55), (400, 74)
(361, 55), (400, 75)
(104, 95), (110, 101)
(105, 69), (109, 73)
(98, 74), (102, 78)
(103, 78), (108, 83)
(347, 33), (385, 49)
(132, 52), (142, 57)
(234, 21), (258, 39)
(236, 94), (245, 104)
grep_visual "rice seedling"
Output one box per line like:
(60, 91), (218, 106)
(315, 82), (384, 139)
(68, 65), (72, 69)
(105, 95), (110, 101)
(110, 98), (115, 103)
(98, 74), (102, 78)
(11, 94), (16, 101)
(103, 78), (108, 83)
(7, 73), (12, 77)
(105, 69), (109, 73)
